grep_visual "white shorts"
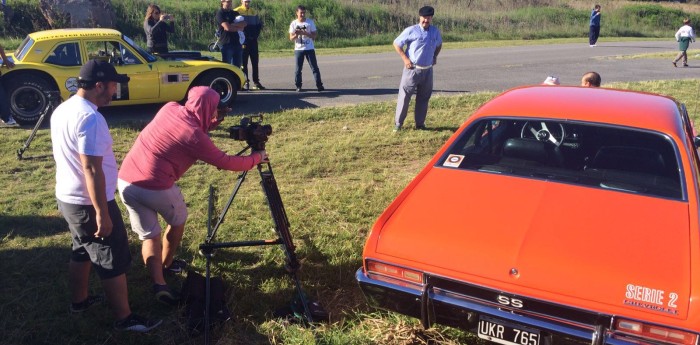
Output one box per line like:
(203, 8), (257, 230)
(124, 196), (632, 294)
(117, 179), (188, 240)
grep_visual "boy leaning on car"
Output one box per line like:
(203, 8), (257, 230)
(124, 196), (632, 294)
(0, 43), (17, 126)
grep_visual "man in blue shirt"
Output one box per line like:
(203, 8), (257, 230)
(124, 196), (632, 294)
(589, 4), (601, 47)
(393, 6), (442, 131)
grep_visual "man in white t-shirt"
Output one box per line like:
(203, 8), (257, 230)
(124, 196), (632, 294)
(51, 59), (161, 332)
(288, 5), (324, 92)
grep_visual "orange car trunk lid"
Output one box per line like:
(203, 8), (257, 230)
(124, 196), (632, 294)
(376, 168), (691, 319)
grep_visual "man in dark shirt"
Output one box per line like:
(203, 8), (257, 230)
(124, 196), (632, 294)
(216, 0), (246, 69)
(235, 0), (265, 90)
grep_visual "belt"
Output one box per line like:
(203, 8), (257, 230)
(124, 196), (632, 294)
(414, 64), (433, 70)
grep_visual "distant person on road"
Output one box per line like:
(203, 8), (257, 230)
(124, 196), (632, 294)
(289, 5), (324, 92)
(581, 71), (601, 87)
(117, 87), (266, 306)
(235, 0), (266, 90)
(216, 0), (247, 69)
(673, 18), (696, 68)
(144, 4), (174, 54)
(0, 43), (17, 126)
(589, 4), (601, 47)
(51, 59), (161, 332)
(393, 5), (442, 132)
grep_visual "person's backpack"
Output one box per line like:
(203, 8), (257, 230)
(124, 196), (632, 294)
(181, 271), (231, 336)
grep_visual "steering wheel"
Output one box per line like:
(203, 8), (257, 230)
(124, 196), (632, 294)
(520, 121), (566, 147)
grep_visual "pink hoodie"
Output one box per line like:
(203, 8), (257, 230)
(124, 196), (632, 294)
(118, 86), (261, 190)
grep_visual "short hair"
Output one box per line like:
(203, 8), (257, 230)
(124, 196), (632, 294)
(594, 4), (601, 10)
(684, 18), (691, 25)
(77, 80), (97, 90)
(582, 72), (601, 87)
(297, 5), (306, 12)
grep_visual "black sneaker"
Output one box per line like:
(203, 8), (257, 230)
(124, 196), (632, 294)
(70, 295), (105, 313)
(163, 258), (187, 274)
(153, 284), (181, 306)
(317, 86), (325, 92)
(114, 313), (162, 333)
(253, 83), (266, 90)
(415, 125), (428, 130)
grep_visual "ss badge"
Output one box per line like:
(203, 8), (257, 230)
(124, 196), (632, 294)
(497, 295), (524, 308)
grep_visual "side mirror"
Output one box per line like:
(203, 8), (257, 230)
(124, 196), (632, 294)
(694, 136), (700, 148)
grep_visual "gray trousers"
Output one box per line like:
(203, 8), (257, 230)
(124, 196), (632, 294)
(395, 67), (434, 128)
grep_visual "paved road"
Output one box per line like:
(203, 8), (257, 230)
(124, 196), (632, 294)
(105, 40), (696, 120)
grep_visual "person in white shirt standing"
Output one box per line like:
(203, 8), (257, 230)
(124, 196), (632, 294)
(51, 59), (161, 332)
(289, 5), (324, 92)
(673, 18), (696, 68)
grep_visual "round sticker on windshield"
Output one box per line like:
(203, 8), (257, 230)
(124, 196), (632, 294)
(443, 154), (464, 168)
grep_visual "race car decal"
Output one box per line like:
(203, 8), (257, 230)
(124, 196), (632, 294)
(65, 77), (78, 93)
(114, 82), (129, 101)
(623, 284), (679, 315)
(443, 154), (464, 168)
(162, 73), (190, 84)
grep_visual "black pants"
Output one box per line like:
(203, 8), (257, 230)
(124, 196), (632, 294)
(242, 39), (260, 84)
(589, 25), (600, 45)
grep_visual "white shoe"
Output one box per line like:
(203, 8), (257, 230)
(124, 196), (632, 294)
(1, 116), (18, 126)
(589, 45), (596, 47)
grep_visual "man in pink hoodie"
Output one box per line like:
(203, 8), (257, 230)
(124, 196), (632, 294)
(118, 86), (266, 304)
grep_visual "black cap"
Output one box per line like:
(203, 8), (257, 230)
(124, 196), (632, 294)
(79, 59), (130, 83)
(419, 6), (434, 17)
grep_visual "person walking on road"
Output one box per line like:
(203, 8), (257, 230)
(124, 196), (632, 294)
(589, 4), (601, 47)
(393, 5), (442, 132)
(289, 5), (324, 92)
(673, 19), (696, 68)
(235, 0), (266, 90)
(51, 60), (162, 332)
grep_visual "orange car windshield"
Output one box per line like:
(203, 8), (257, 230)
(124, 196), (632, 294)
(439, 118), (684, 200)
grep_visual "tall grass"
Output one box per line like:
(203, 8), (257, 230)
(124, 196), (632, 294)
(1, 0), (699, 50)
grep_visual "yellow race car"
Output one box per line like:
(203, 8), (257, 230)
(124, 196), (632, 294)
(2, 28), (245, 124)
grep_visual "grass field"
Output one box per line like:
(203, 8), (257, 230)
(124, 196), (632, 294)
(1, 78), (700, 344)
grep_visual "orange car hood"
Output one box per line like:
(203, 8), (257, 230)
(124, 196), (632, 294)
(375, 167), (691, 318)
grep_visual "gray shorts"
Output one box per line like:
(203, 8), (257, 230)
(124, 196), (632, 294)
(58, 199), (132, 280)
(117, 179), (188, 240)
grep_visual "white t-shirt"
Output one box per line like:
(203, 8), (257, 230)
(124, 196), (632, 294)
(51, 94), (118, 205)
(289, 19), (317, 51)
(234, 15), (246, 45)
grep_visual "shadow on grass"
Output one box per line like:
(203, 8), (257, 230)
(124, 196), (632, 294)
(0, 215), (65, 239)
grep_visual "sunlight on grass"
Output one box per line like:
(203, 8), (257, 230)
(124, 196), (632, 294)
(1, 80), (699, 344)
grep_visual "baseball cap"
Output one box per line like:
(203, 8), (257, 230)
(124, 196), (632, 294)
(79, 59), (130, 83)
(419, 6), (434, 17)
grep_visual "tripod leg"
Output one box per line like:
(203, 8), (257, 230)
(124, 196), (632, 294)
(16, 99), (53, 160)
(259, 169), (316, 323)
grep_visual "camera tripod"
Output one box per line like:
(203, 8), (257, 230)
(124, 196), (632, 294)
(198, 154), (318, 344)
(16, 91), (60, 160)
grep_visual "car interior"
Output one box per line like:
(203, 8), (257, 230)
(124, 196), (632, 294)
(441, 118), (684, 199)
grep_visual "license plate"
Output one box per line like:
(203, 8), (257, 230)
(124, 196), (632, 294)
(478, 316), (540, 345)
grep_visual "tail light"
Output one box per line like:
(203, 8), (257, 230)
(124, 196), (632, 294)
(365, 260), (424, 289)
(613, 318), (698, 345)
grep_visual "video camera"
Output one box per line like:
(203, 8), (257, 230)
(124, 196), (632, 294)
(228, 114), (272, 151)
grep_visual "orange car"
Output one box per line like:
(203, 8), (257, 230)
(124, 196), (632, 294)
(357, 86), (700, 345)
